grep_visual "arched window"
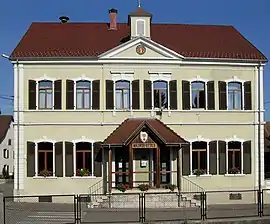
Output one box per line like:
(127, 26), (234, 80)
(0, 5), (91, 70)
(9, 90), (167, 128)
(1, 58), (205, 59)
(192, 141), (207, 175)
(228, 141), (241, 174)
(38, 81), (53, 109)
(153, 81), (168, 108)
(228, 82), (242, 110)
(38, 142), (53, 176)
(115, 80), (130, 109)
(75, 142), (92, 176)
(136, 20), (145, 36)
(3, 149), (9, 159)
(191, 81), (205, 109)
(76, 81), (91, 109)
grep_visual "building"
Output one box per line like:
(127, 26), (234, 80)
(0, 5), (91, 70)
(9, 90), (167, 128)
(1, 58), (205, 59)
(7, 6), (268, 198)
(0, 115), (14, 177)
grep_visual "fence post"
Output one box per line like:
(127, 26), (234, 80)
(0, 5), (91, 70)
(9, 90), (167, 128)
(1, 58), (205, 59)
(2, 195), (5, 224)
(200, 192), (206, 220)
(259, 190), (263, 217)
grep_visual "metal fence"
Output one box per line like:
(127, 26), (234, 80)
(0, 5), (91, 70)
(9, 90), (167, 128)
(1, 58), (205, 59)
(3, 189), (270, 223)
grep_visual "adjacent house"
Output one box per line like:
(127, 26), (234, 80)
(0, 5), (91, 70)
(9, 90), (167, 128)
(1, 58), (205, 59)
(7, 6), (267, 199)
(0, 115), (14, 177)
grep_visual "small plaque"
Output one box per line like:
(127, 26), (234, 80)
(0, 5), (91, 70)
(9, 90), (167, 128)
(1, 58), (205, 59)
(136, 45), (146, 55)
(229, 193), (242, 200)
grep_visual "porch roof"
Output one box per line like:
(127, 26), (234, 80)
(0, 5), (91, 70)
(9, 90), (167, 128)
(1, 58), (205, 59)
(102, 118), (187, 147)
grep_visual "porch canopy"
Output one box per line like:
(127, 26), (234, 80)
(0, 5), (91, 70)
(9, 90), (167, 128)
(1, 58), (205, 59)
(102, 118), (187, 189)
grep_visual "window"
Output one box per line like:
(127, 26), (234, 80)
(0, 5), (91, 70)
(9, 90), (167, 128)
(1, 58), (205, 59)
(153, 81), (168, 108)
(3, 165), (9, 174)
(38, 142), (53, 176)
(191, 81), (205, 109)
(228, 141), (241, 174)
(8, 139), (11, 146)
(136, 20), (145, 36)
(3, 149), (9, 159)
(192, 141), (207, 175)
(38, 81), (53, 109)
(115, 81), (130, 109)
(75, 142), (93, 176)
(76, 81), (91, 109)
(228, 82), (242, 110)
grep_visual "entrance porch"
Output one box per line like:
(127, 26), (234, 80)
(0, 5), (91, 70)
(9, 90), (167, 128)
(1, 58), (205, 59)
(102, 118), (187, 193)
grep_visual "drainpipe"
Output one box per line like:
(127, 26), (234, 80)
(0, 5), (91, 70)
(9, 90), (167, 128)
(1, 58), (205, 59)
(258, 63), (262, 203)
(16, 59), (20, 194)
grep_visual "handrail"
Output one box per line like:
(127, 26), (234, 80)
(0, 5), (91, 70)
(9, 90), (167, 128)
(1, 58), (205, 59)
(181, 176), (204, 193)
(89, 178), (104, 196)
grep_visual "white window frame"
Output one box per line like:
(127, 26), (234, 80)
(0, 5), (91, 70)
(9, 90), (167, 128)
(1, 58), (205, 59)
(188, 136), (211, 176)
(74, 79), (93, 110)
(72, 137), (96, 178)
(224, 136), (245, 175)
(34, 138), (56, 178)
(3, 149), (9, 159)
(188, 77), (208, 111)
(111, 71), (134, 113)
(35, 75), (56, 110)
(225, 77), (245, 111)
(149, 72), (172, 111)
(136, 19), (146, 36)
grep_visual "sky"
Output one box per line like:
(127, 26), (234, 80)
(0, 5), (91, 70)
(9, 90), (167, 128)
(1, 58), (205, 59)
(0, 0), (269, 119)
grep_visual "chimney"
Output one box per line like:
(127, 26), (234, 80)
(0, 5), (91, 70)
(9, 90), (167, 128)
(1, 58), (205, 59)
(109, 8), (118, 30)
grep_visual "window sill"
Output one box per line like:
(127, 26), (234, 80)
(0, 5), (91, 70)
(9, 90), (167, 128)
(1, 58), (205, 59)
(33, 176), (57, 179)
(224, 174), (246, 177)
(71, 176), (97, 179)
(188, 174), (212, 177)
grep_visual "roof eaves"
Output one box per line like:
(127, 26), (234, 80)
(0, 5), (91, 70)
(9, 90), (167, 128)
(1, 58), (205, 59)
(9, 56), (98, 61)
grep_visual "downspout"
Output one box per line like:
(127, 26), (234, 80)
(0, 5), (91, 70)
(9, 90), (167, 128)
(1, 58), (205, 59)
(258, 63), (262, 199)
(16, 59), (20, 193)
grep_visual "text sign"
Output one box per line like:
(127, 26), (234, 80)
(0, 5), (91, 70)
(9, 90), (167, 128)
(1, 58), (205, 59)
(132, 143), (157, 148)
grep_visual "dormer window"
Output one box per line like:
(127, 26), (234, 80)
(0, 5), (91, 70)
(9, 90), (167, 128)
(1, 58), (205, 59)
(136, 19), (145, 36)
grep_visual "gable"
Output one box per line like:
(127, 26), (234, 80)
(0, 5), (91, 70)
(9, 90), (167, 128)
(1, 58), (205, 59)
(99, 37), (184, 60)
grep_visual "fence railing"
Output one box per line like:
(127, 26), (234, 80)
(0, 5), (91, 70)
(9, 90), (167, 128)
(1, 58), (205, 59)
(3, 189), (270, 223)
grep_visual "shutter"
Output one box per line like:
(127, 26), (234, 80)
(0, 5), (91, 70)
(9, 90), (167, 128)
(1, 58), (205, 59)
(169, 80), (177, 110)
(244, 81), (252, 110)
(243, 140), (252, 174)
(219, 141), (226, 174)
(209, 141), (217, 175)
(106, 80), (114, 109)
(182, 143), (190, 176)
(65, 142), (74, 177)
(66, 80), (74, 110)
(28, 80), (36, 110)
(27, 141), (35, 177)
(219, 81), (227, 110)
(144, 80), (152, 109)
(54, 80), (62, 109)
(92, 80), (100, 110)
(207, 81), (215, 110)
(182, 80), (190, 110)
(94, 142), (102, 177)
(132, 80), (140, 109)
(55, 142), (63, 177)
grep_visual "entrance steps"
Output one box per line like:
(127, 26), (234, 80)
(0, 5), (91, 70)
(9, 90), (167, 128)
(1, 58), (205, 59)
(87, 190), (201, 209)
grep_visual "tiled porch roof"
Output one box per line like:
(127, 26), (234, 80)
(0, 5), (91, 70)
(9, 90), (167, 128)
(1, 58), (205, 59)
(102, 118), (187, 146)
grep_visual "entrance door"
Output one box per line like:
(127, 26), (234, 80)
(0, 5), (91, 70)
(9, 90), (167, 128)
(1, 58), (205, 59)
(134, 149), (151, 187)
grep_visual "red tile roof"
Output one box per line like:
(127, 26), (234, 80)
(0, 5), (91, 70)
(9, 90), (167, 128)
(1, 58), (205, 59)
(0, 115), (13, 143)
(129, 7), (152, 17)
(103, 118), (187, 146)
(10, 22), (267, 61)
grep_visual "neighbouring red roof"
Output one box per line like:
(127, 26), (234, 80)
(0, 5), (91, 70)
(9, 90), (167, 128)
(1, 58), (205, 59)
(10, 21), (267, 61)
(103, 118), (187, 146)
(0, 115), (13, 143)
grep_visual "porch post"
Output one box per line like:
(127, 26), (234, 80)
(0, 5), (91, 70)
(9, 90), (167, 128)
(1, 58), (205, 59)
(178, 148), (182, 192)
(156, 146), (160, 188)
(108, 148), (112, 193)
(129, 145), (133, 188)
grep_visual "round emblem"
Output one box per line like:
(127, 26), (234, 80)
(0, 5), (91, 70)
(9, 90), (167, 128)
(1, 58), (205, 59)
(136, 45), (146, 55)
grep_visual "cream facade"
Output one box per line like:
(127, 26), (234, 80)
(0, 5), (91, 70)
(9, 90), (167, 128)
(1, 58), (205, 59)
(8, 8), (267, 200)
